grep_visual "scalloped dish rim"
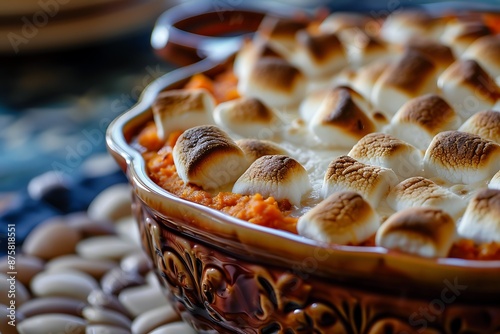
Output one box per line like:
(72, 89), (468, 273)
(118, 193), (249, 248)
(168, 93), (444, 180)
(106, 56), (500, 292)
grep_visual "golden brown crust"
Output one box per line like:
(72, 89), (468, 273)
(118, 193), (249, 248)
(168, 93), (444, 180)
(349, 133), (410, 158)
(379, 50), (436, 93)
(426, 131), (500, 169)
(250, 57), (304, 94)
(225, 97), (276, 124)
(380, 207), (454, 240)
(240, 155), (301, 184)
(396, 94), (455, 132)
(152, 89), (207, 117)
(236, 139), (287, 161)
(405, 38), (455, 68)
(460, 110), (500, 143)
(452, 21), (491, 44)
(318, 87), (375, 137)
(296, 30), (344, 63)
(442, 59), (500, 103)
(175, 125), (243, 179)
(324, 156), (388, 192)
(469, 188), (500, 216)
(305, 191), (373, 228)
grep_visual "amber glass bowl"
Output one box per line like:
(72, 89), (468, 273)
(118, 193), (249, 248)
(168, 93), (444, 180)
(107, 3), (500, 333)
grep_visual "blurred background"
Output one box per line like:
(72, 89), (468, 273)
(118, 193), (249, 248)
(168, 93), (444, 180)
(0, 0), (499, 250)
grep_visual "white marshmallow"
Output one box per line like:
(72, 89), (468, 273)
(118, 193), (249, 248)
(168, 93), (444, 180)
(237, 57), (306, 108)
(297, 191), (379, 245)
(371, 50), (438, 118)
(437, 59), (500, 120)
(441, 20), (491, 56)
(458, 110), (500, 144)
(387, 176), (467, 220)
(152, 89), (215, 140)
(423, 130), (500, 185)
(458, 188), (500, 243)
(348, 133), (423, 179)
(289, 30), (347, 78)
(173, 125), (249, 190)
(236, 139), (288, 163)
(232, 155), (311, 206)
(376, 207), (456, 258)
(322, 155), (398, 208)
(462, 35), (500, 79)
(309, 86), (375, 148)
(390, 94), (460, 150)
(213, 97), (281, 139)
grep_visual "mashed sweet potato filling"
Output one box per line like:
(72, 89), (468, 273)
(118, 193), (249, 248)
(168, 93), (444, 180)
(136, 64), (500, 261)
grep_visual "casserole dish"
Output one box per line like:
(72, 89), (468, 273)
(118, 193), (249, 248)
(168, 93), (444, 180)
(107, 1), (500, 333)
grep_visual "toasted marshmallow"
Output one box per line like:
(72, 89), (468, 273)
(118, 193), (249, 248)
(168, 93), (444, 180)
(405, 38), (455, 73)
(232, 155), (311, 206)
(322, 155), (398, 207)
(288, 30), (347, 78)
(152, 89), (215, 140)
(458, 188), (500, 243)
(173, 125), (249, 190)
(380, 11), (445, 44)
(233, 38), (282, 80)
(339, 29), (391, 67)
(213, 97), (281, 139)
(489, 170), (500, 190)
(423, 131), (500, 184)
(297, 191), (379, 245)
(257, 16), (308, 55)
(319, 12), (371, 34)
(458, 110), (500, 144)
(236, 138), (288, 163)
(348, 133), (423, 179)
(462, 35), (500, 79)
(298, 89), (328, 123)
(375, 207), (456, 258)
(371, 50), (438, 118)
(387, 176), (467, 219)
(310, 86), (376, 148)
(437, 59), (500, 119)
(352, 59), (390, 101)
(237, 57), (306, 108)
(390, 94), (459, 150)
(441, 20), (491, 56)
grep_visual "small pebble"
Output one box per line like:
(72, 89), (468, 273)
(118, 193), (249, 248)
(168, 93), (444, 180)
(101, 268), (145, 295)
(131, 304), (180, 334)
(27, 171), (71, 211)
(0, 254), (44, 286)
(87, 184), (132, 222)
(66, 212), (116, 237)
(87, 290), (132, 319)
(148, 321), (198, 334)
(46, 255), (117, 279)
(145, 271), (161, 288)
(120, 252), (151, 276)
(31, 270), (99, 301)
(119, 284), (169, 318)
(82, 306), (132, 329)
(86, 324), (132, 334)
(18, 313), (86, 334)
(76, 236), (138, 261)
(0, 274), (30, 306)
(22, 219), (82, 260)
(18, 297), (87, 317)
(1, 303), (24, 334)
(116, 216), (142, 247)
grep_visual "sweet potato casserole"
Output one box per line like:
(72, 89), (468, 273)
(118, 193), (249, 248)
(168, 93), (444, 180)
(134, 11), (500, 260)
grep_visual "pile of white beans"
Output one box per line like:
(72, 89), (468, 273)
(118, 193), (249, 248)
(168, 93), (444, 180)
(0, 183), (197, 334)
